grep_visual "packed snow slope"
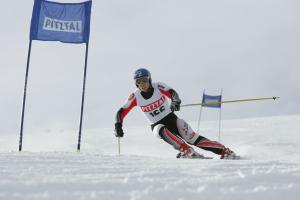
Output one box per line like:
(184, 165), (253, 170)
(0, 115), (300, 200)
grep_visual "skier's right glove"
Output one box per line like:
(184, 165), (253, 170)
(114, 122), (124, 137)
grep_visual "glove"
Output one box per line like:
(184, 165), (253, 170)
(170, 100), (181, 112)
(114, 122), (124, 137)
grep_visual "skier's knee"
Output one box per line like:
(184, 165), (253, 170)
(152, 124), (165, 139)
(176, 118), (198, 143)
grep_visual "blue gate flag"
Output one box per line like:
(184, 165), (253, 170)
(30, 0), (92, 43)
(202, 94), (222, 108)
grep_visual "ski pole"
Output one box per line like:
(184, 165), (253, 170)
(118, 138), (121, 155)
(181, 96), (280, 107)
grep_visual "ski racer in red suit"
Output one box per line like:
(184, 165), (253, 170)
(114, 68), (237, 159)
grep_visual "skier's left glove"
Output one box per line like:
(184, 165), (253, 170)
(114, 122), (124, 137)
(170, 99), (181, 112)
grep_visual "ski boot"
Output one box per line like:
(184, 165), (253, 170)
(220, 148), (239, 160)
(176, 146), (205, 159)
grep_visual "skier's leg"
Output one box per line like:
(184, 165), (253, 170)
(176, 118), (235, 158)
(194, 137), (238, 159)
(153, 124), (190, 151)
(176, 118), (198, 144)
(152, 124), (203, 158)
(193, 136), (225, 155)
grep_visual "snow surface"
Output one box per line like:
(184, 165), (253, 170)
(1, 115), (300, 199)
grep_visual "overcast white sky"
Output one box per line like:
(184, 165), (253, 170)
(0, 0), (299, 135)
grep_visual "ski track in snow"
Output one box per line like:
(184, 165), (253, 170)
(0, 152), (299, 200)
(0, 115), (300, 200)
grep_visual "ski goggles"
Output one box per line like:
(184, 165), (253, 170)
(135, 77), (149, 85)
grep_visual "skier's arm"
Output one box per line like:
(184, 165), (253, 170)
(114, 93), (137, 137)
(169, 89), (181, 111)
(158, 83), (181, 111)
(169, 89), (181, 103)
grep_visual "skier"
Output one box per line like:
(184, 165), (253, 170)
(114, 68), (237, 159)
